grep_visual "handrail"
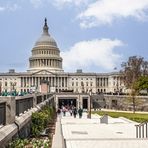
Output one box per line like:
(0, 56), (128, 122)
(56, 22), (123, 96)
(136, 120), (148, 126)
(135, 121), (148, 138)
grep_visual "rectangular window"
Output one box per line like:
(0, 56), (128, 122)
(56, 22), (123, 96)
(72, 82), (74, 86)
(90, 82), (93, 86)
(5, 82), (7, 87)
(86, 82), (88, 86)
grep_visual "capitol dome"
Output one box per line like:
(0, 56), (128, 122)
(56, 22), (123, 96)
(34, 18), (57, 47)
(28, 18), (63, 73)
(35, 35), (57, 47)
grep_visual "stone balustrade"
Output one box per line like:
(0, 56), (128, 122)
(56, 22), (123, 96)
(0, 93), (54, 147)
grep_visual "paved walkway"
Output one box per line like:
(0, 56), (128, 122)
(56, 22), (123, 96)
(59, 112), (148, 148)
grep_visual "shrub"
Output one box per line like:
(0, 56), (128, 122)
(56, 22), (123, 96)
(8, 139), (29, 148)
(31, 105), (55, 137)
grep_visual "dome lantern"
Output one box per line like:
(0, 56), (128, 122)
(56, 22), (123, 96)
(43, 18), (49, 35)
(34, 18), (57, 47)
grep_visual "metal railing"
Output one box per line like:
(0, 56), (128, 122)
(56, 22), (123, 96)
(135, 121), (148, 138)
(0, 102), (6, 125)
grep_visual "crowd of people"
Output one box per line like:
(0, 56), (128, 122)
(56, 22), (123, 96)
(57, 105), (83, 118)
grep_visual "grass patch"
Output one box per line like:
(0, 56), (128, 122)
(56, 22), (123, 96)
(93, 111), (148, 123)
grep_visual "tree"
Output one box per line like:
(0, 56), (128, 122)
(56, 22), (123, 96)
(121, 56), (148, 113)
(134, 76), (148, 95)
(142, 61), (148, 76)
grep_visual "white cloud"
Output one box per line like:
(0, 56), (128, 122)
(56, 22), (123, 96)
(8, 4), (20, 11)
(78, 0), (148, 28)
(61, 39), (124, 72)
(0, 7), (5, 11)
(0, 4), (20, 12)
(30, 0), (43, 8)
(53, 0), (89, 8)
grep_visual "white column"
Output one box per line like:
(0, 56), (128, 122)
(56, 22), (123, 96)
(24, 77), (25, 87)
(35, 77), (37, 89)
(61, 77), (62, 88)
(54, 77), (56, 87)
(38, 60), (39, 67)
(51, 77), (53, 87)
(46, 59), (48, 66)
(106, 78), (108, 87)
(28, 77), (31, 88)
(57, 77), (59, 92)
(64, 77), (66, 88)
(39, 59), (41, 67)
(52, 60), (53, 67)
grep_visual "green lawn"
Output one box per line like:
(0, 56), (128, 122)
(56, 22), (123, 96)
(93, 111), (148, 123)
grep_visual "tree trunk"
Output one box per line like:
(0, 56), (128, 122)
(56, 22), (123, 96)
(133, 97), (136, 113)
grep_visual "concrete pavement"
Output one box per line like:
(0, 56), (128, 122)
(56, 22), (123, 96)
(58, 112), (148, 148)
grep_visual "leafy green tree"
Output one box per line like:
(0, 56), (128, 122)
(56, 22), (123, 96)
(121, 56), (148, 113)
(134, 76), (148, 95)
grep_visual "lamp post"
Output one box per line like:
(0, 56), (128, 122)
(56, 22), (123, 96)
(88, 89), (92, 119)
(11, 82), (16, 96)
(0, 82), (1, 95)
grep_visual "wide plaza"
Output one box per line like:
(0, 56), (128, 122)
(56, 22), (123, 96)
(52, 112), (148, 148)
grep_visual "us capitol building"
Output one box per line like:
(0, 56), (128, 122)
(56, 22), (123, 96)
(0, 19), (125, 95)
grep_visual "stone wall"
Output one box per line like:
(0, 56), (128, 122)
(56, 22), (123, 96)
(104, 95), (148, 111)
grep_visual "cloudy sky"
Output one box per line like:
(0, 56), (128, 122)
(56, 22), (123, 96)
(0, 0), (147, 73)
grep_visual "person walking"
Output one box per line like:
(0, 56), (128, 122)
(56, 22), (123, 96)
(73, 107), (77, 118)
(57, 108), (61, 115)
(69, 108), (73, 116)
(62, 106), (66, 116)
(78, 107), (83, 118)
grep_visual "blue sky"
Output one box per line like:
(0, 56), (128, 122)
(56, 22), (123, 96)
(0, 0), (148, 73)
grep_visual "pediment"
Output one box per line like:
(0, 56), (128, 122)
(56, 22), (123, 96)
(31, 70), (55, 75)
